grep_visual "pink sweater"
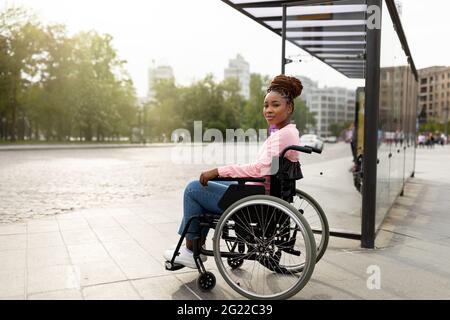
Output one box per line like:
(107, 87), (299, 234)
(218, 124), (301, 194)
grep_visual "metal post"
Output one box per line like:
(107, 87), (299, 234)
(411, 94), (420, 178)
(445, 104), (449, 144)
(281, 4), (287, 75)
(361, 0), (382, 249)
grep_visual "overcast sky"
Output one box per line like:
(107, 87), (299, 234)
(2, 0), (449, 97)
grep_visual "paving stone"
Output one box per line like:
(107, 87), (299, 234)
(0, 269), (25, 298)
(27, 246), (70, 269)
(73, 259), (127, 287)
(103, 240), (166, 279)
(0, 250), (26, 270)
(85, 216), (120, 229)
(83, 281), (141, 300)
(57, 217), (90, 231)
(91, 227), (132, 243)
(28, 232), (65, 249)
(0, 224), (27, 235)
(67, 243), (110, 264)
(132, 275), (198, 300)
(27, 265), (81, 294)
(28, 289), (83, 300)
(61, 229), (99, 246)
(0, 234), (26, 251)
(27, 220), (59, 234)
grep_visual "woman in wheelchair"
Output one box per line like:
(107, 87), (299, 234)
(164, 75), (319, 299)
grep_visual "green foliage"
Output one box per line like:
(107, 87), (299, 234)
(143, 73), (317, 142)
(329, 121), (353, 137)
(144, 75), (243, 140)
(291, 97), (316, 134)
(419, 120), (448, 134)
(0, 7), (45, 140)
(0, 7), (138, 142)
(241, 73), (270, 131)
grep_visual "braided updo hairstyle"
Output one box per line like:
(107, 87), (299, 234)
(266, 75), (303, 113)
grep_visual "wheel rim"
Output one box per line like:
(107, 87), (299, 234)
(292, 190), (328, 263)
(199, 273), (215, 290)
(213, 198), (315, 300)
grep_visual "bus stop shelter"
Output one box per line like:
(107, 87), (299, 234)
(221, 0), (418, 248)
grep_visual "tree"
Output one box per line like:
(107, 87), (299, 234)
(419, 120), (444, 133)
(0, 7), (46, 141)
(291, 97), (316, 134)
(217, 76), (242, 131)
(242, 73), (270, 131)
(329, 121), (352, 137)
(146, 78), (180, 140)
(1, 6), (139, 142)
(70, 31), (138, 141)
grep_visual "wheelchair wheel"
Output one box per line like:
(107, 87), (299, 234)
(197, 272), (216, 292)
(213, 195), (316, 300)
(292, 189), (329, 265)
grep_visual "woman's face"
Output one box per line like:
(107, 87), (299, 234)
(263, 91), (293, 127)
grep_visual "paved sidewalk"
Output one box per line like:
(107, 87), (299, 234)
(0, 147), (449, 300)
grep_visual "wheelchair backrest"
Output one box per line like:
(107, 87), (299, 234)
(269, 156), (303, 203)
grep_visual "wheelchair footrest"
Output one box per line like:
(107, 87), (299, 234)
(165, 261), (185, 271)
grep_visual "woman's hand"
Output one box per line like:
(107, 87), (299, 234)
(199, 168), (219, 186)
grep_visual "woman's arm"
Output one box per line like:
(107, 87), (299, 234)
(200, 126), (300, 186)
(218, 160), (271, 178)
(199, 168), (219, 186)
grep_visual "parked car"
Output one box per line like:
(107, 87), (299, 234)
(324, 136), (338, 143)
(299, 134), (324, 151)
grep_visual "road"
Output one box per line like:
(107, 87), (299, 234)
(0, 142), (359, 230)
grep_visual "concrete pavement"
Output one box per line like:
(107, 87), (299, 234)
(0, 146), (449, 299)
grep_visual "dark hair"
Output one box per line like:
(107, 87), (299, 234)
(266, 75), (303, 108)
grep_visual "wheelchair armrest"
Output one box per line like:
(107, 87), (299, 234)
(280, 145), (322, 158)
(211, 177), (265, 185)
(308, 146), (323, 154)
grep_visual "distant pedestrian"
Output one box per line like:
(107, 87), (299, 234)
(440, 133), (447, 146)
(428, 133), (435, 149)
(418, 134), (426, 148)
(345, 125), (353, 143)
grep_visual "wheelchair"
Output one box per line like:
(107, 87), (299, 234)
(165, 145), (327, 300)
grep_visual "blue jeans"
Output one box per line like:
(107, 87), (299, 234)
(178, 180), (236, 240)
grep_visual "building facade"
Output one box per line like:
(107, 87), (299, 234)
(379, 66), (418, 135)
(147, 64), (175, 102)
(299, 76), (356, 137)
(418, 66), (450, 123)
(224, 54), (250, 100)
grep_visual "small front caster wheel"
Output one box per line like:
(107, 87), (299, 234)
(197, 272), (216, 292)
